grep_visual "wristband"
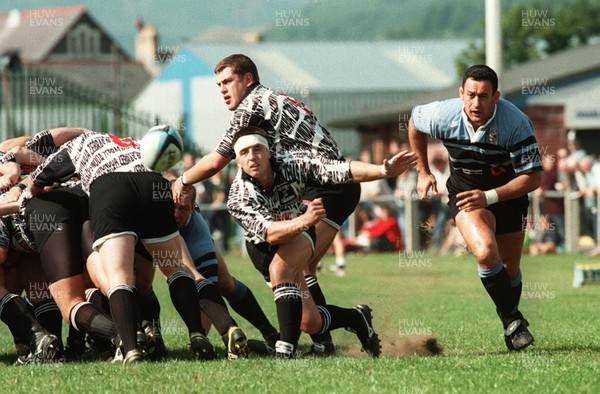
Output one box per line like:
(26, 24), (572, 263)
(17, 184), (26, 191)
(180, 174), (189, 186)
(484, 189), (499, 206)
(380, 163), (389, 177)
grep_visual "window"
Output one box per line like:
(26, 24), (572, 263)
(66, 24), (101, 56)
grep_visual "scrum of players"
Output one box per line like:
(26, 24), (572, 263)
(0, 127), (262, 364)
(0, 125), (382, 365)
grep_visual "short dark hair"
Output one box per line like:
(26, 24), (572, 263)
(214, 54), (260, 84)
(170, 178), (196, 206)
(462, 64), (498, 92)
(231, 125), (269, 148)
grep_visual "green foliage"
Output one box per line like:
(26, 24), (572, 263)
(262, 0), (487, 42)
(456, 0), (600, 74)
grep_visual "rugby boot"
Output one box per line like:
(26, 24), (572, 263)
(123, 349), (144, 364)
(142, 320), (168, 361)
(347, 304), (381, 358)
(505, 318), (535, 351)
(223, 326), (248, 360)
(190, 333), (216, 360)
(275, 340), (296, 359)
(29, 323), (61, 364)
(302, 342), (336, 358)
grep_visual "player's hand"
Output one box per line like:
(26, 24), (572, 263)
(416, 172), (438, 202)
(172, 176), (184, 203)
(27, 183), (46, 196)
(385, 151), (417, 177)
(0, 175), (12, 189)
(0, 185), (22, 203)
(303, 198), (326, 227)
(455, 189), (487, 212)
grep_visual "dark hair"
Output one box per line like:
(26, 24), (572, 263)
(462, 64), (498, 92)
(214, 54), (260, 84)
(169, 179), (196, 206)
(231, 125), (269, 147)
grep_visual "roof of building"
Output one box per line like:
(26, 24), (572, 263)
(0, 6), (131, 62)
(329, 42), (600, 127)
(171, 40), (468, 93)
(0, 6), (148, 102)
(0, 6), (84, 62)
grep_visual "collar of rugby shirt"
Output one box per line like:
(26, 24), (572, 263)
(461, 103), (497, 143)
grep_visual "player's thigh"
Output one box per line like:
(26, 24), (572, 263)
(269, 234), (314, 284)
(455, 208), (500, 265)
(216, 251), (235, 293)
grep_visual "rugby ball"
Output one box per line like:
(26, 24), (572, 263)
(140, 125), (184, 172)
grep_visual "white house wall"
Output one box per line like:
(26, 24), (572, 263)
(191, 76), (232, 154)
(133, 79), (183, 130)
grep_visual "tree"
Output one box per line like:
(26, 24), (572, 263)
(455, 0), (600, 75)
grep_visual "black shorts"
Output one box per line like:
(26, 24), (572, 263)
(303, 182), (360, 229)
(89, 172), (178, 249)
(448, 194), (528, 235)
(23, 186), (90, 282)
(24, 185), (89, 251)
(245, 226), (317, 283)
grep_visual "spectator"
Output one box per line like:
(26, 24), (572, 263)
(427, 147), (451, 249)
(525, 215), (558, 255)
(394, 166), (417, 243)
(574, 155), (598, 240)
(538, 155), (565, 251)
(355, 203), (402, 252)
(208, 171), (231, 252)
(358, 150), (393, 205)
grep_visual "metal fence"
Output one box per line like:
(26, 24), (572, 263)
(199, 190), (591, 254)
(0, 66), (162, 140)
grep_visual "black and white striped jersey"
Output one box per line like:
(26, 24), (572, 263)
(227, 151), (352, 244)
(216, 84), (343, 160)
(29, 132), (148, 194)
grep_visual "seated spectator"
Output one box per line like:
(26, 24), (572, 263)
(524, 215), (558, 255)
(355, 203), (402, 252)
(439, 221), (468, 256)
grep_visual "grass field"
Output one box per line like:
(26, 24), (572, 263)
(1, 251), (599, 393)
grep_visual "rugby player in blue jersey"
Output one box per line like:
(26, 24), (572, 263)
(408, 65), (542, 351)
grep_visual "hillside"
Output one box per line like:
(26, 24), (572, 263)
(260, 0), (534, 42)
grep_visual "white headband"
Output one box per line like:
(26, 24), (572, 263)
(234, 134), (269, 157)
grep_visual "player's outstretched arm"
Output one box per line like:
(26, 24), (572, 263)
(349, 151), (416, 182)
(49, 127), (90, 146)
(174, 151), (231, 202)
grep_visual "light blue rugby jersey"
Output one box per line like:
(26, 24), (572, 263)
(411, 97), (542, 195)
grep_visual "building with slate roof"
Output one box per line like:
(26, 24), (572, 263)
(331, 42), (600, 160)
(0, 5), (150, 103)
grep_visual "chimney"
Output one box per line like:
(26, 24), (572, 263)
(134, 16), (160, 76)
(6, 9), (21, 28)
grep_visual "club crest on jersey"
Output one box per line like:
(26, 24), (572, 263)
(487, 127), (498, 144)
(490, 166), (506, 176)
(276, 183), (300, 206)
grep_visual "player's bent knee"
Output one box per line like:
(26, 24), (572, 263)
(470, 240), (499, 265)
(301, 315), (323, 334)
